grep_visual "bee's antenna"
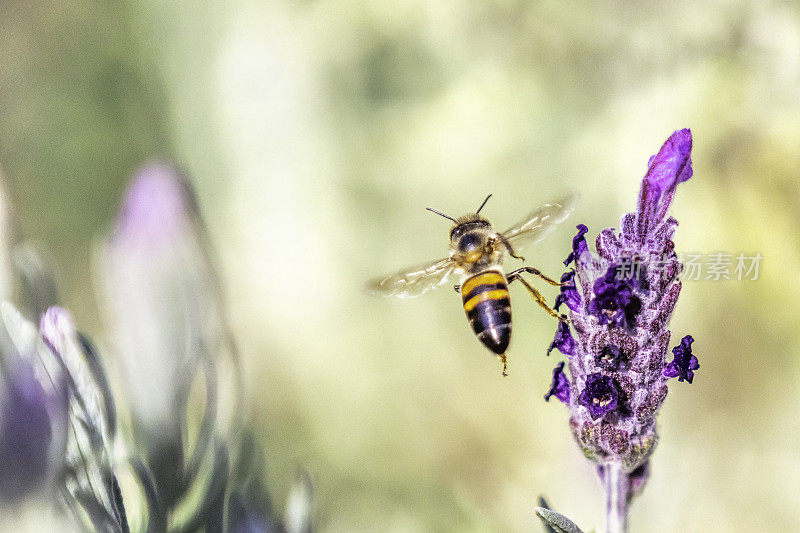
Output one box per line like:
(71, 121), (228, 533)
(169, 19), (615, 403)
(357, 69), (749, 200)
(476, 194), (492, 215)
(425, 207), (457, 222)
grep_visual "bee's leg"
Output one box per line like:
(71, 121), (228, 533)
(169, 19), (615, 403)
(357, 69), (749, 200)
(499, 354), (508, 377)
(453, 284), (461, 294)
(493, 234), (525, 261)
(508, 275), (562, 320)
(507, 266), (562, 287)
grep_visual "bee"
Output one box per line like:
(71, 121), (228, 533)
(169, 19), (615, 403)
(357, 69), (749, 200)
(369, 194), (576, 376)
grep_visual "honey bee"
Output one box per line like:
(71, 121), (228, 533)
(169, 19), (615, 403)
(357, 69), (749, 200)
(369, 194), (576, 376)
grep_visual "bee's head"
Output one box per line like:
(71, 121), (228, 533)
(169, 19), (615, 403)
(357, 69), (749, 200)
(450, 217), (492, 263)
(426, 194), (494, 264)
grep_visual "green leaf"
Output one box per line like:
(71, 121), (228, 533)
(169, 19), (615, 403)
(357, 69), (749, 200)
(535, 497), (585, 533)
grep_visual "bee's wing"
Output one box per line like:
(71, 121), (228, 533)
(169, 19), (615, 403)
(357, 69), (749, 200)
(500, 194), (578, 251)
(368, 257), (457, 298)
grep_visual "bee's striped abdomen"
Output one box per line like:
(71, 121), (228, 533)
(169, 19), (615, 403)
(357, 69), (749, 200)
(461, 270), (512, 355)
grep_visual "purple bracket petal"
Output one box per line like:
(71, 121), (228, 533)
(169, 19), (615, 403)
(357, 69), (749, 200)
(554, 270), (581, 313)
(635, 129), (693, 240)
(547, 320), (577, 356)
(545, 361), (570, 404)
(564, 224), (589, 267)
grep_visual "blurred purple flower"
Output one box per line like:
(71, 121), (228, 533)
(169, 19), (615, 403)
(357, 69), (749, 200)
(0, 362), (55, 500)
(0, 162), (305, 530)
(113, 162), (194, 247)
(100, 162), (221, 436)
(38, 305), (130, 531)
(0, 303), (68, 505)
(97, 162), (264, 529)
(41, 306), (114, 447)
(100, 163), (219, 506)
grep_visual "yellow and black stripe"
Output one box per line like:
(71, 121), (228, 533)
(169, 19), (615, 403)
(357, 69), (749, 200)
(461, 270), (512, 355)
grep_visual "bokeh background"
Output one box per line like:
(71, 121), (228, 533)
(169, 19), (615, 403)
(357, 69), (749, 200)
(2, 1), (799, 531)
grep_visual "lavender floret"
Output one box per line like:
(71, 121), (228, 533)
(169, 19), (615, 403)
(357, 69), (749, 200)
(545, 362), (570, 404)
(564, 224), (589, 266)
(586, 262), (645, 330)
(547, 320), (576, 356)
(577, 373), (621, 420)
(663, 335), (699, 383)
(554, 270), (581, 313)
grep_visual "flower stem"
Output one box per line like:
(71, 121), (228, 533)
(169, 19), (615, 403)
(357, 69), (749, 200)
(603, 462), (628, 533)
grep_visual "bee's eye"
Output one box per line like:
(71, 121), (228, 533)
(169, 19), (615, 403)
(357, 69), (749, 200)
(459, 233), (483, 252)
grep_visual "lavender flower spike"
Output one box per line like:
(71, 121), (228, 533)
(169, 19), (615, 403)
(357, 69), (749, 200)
(544, 130), (698, 532)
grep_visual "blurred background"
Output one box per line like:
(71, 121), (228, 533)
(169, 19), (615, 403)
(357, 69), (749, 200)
(1, 1), (799, 530)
